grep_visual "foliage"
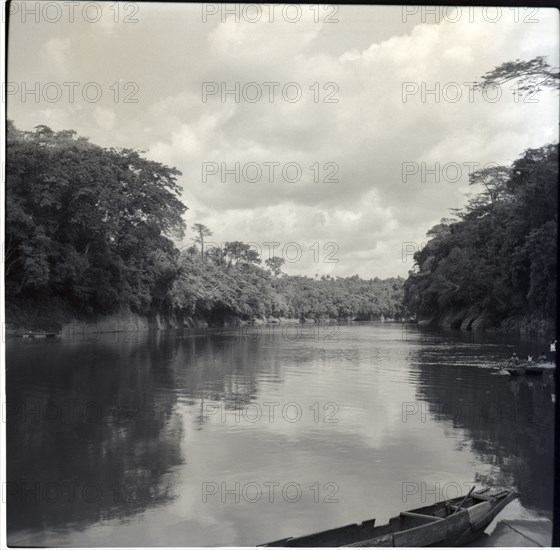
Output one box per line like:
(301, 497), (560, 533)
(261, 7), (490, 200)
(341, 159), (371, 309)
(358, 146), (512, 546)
(7, 121), (404, 323)
(265, 256), (285, 277)
(476, 55), (559, 96)
(191, 223), (212, 260)
(403, 143), (558, 326)
(170, 252), (405, 321)
(6, 121), (186, 314)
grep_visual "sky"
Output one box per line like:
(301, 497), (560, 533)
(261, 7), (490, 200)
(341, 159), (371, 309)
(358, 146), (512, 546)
(7, 3), (560, 278)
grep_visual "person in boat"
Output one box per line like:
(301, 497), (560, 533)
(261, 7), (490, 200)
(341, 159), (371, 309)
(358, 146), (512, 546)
(527, 354), (533, 362)
(507, 352), (519, 367)
(538, 351), (547, 362)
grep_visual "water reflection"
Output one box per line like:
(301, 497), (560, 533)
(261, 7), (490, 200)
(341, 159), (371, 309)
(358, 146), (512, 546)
(6, 323), (555, 546)
(412, 358), (554, 514)
(7, 333), (186, 534)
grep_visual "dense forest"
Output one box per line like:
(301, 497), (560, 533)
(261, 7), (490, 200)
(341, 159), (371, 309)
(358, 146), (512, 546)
(6, 121), (404, 328)
(6, 51), (558, 335)
(403, 56), (558, 334)
(171, 253), (405, 322)
(404, 142), (557, 333)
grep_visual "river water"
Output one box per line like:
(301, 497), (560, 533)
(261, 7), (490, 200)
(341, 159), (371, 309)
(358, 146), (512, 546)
(6, 322), (555, 546)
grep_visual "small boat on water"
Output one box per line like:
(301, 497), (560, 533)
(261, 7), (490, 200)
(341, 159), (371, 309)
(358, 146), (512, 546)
(261, 487), (517, 547)
(505, 361), (555, 376)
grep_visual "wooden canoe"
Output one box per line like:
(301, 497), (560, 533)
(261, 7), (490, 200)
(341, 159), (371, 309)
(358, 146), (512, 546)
(506, 361), (555, 376)
(261, 487), (518, 547)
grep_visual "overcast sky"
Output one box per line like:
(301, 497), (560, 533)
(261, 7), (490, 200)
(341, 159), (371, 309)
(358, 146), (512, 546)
(7, 3), (559, 278)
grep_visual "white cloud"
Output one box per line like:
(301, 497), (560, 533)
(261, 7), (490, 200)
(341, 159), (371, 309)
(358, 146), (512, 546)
(8, 6), (559, 278)
(39, 37), (71, 75)
(93, 107), (116, 130)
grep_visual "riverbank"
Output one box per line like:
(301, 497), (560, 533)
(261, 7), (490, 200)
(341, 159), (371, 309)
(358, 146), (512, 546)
(8, 298), (552, 339)
(5, 298), (201, 338)
(418, 306), (554, 337)
(6, 299), (394, 338)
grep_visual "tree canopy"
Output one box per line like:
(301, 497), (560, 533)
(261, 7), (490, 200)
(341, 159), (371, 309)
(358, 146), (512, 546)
(6, 121), (186, 314)
(404, 143), (557, 329)
(476, 56), (559, 95)
(6, 121), (404, 324)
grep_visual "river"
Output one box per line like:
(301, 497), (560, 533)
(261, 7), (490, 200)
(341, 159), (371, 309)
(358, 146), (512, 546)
(6, 322), (555, 546)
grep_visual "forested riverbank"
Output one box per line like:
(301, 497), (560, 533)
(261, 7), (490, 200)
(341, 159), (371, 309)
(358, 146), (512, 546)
(6, 122), (557, 336)
(404, 143), (557, 337)
(6, 122), (404, 332)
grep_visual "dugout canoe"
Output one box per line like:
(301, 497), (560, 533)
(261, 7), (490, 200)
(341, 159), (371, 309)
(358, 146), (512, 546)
(506, 361), (555, 376)
(260, 487), (518, 547)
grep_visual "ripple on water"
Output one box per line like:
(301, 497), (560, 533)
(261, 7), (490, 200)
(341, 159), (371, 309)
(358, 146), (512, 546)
(6, 322), (554, 546)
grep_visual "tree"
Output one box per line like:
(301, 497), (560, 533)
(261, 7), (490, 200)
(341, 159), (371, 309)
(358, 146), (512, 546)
(6, 121), (187, 313)
(466, 165), (511, 212)
(206, 245), (227, 266)
(476, 56), (559, 97)
(191, 223), (213, 261)
(223, 241), (261, 266)
(265, 256), (285, 277)
(403, 142), (558, 332)
(242, 248), (261, 265)
(6, 121), (407, 325)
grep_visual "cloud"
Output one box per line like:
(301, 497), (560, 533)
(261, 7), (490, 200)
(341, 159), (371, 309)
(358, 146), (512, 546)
(138, 10), (558, 277)
(8, 7), (559, 278)
(93, 107), (116, 130)
(39, 37), (71, 75)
